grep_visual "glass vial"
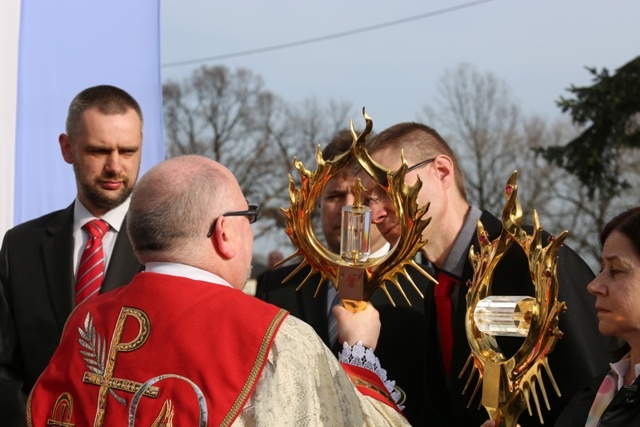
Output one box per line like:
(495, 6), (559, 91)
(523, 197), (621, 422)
(474, 295), (536, 337)
(340, 178), (371, 263)
(340, 204), (371, 263)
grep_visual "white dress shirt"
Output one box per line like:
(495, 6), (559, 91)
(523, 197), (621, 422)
(72, 198), (130, 277)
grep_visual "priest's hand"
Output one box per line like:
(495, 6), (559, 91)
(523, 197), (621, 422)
(333, 302), (380, 350)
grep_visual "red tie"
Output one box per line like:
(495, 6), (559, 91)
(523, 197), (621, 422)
(75, 219), (109, 305)
(434, 271), (459, 377)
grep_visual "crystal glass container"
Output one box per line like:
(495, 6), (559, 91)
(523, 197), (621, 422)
(340, 204), (371, 263)
(474, 295), (537, 337)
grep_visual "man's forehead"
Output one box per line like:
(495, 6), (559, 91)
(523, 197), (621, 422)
(324, 173), (357, 190)
(371, 146), (408, 168)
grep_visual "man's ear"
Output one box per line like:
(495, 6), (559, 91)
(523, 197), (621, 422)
(434, 155), (455, 190)
(59, 134), (74, 165)
(211, 216), (236, 259)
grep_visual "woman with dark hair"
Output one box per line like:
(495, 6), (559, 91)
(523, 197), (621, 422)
(554, 207), (640, 426)
(483, 207), (640, 426)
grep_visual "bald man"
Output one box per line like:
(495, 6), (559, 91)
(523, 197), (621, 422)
(27, 155), (408, 426)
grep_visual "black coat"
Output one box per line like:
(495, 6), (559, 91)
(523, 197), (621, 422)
(256, 261), (429, 426)
(0, 203), (143, 426)
(422, 211), (610, 426)
(555, 370), (640, 426)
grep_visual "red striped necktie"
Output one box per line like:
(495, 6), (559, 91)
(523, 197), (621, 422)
(434, 271), (459, 377)
(75, 219), (109, 306)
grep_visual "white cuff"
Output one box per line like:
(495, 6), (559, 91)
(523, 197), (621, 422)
(338, 341), (403, 407)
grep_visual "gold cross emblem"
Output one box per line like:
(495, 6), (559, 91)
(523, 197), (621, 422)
(80, 307), (159, 426)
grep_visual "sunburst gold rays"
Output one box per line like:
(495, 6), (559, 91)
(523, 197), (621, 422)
(279, 108), (436, 306)
(461, 170), (567, 427)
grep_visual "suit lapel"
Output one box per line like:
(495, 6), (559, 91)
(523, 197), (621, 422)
(40, 208), (142, 330)
(452, 211), (504, 375)
(102, 215), (143, 292)
(41, 204), (75, 329)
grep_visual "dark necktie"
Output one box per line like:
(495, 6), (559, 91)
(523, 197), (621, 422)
(75, 219), (109, 305)
(434, 271), (459, 377)
(327, 284), (341, 346)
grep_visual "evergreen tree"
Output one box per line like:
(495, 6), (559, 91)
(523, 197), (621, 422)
(539, 56), (640, 198)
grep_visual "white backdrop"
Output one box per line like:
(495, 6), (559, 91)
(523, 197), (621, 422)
(0, 0), (20, 239)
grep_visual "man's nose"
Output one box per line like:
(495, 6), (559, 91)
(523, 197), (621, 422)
(104, 152), (123, 174)
(344, 194), (355, 207)
(370, 202), (387, 224)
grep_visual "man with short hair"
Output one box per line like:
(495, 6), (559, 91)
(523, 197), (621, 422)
(257, 129), (428, 425)
(28, 155), (409, 426)
(0, 85), (145, 425)
(362, 122), (609, 426)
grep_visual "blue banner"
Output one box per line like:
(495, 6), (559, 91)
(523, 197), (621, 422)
(15, 0), (164, 224)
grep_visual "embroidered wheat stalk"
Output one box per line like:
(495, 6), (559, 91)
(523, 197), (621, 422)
(78, 312), (126, 405)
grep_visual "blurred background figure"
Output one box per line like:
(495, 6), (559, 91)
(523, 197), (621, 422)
(267, 250), (284, 270)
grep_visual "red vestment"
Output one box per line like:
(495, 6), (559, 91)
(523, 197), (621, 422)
(28, 272), (287, 426)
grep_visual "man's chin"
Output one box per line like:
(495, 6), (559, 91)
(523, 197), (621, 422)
(379, 224), (400, 244)
(87, 187), (132, 211)
(323, 234), (341, 254)
(384, 232), (401, 247)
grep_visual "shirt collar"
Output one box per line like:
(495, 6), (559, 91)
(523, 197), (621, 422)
(144, 262), (233, 288)
(610, 353), (640, 389)
(443, 205), (482, 276)
(371, 242), (391, 258)
(73, 197), (130, 232)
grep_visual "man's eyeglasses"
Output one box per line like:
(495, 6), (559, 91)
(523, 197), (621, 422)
(364, 157), (436, 206)
(206, 204), (260, 237)
(406, 157), (435, 173)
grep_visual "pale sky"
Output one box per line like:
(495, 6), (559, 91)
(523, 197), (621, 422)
(160, 0), (640, 262)
(161, 0), (639, 129)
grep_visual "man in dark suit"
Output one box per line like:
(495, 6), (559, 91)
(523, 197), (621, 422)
(257, 130), (428, 425)
(254, 250), (283, 298)
(0, 85), (145, 425)
(362, 122), (610, 426)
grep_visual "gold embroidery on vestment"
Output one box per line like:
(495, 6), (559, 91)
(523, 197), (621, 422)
(150, 400), (175, 427)
(80, 307), (158, 427)
(46, 392), (75, 426)
(220, 309), (288, 427)
(129, 374), (207, 426)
